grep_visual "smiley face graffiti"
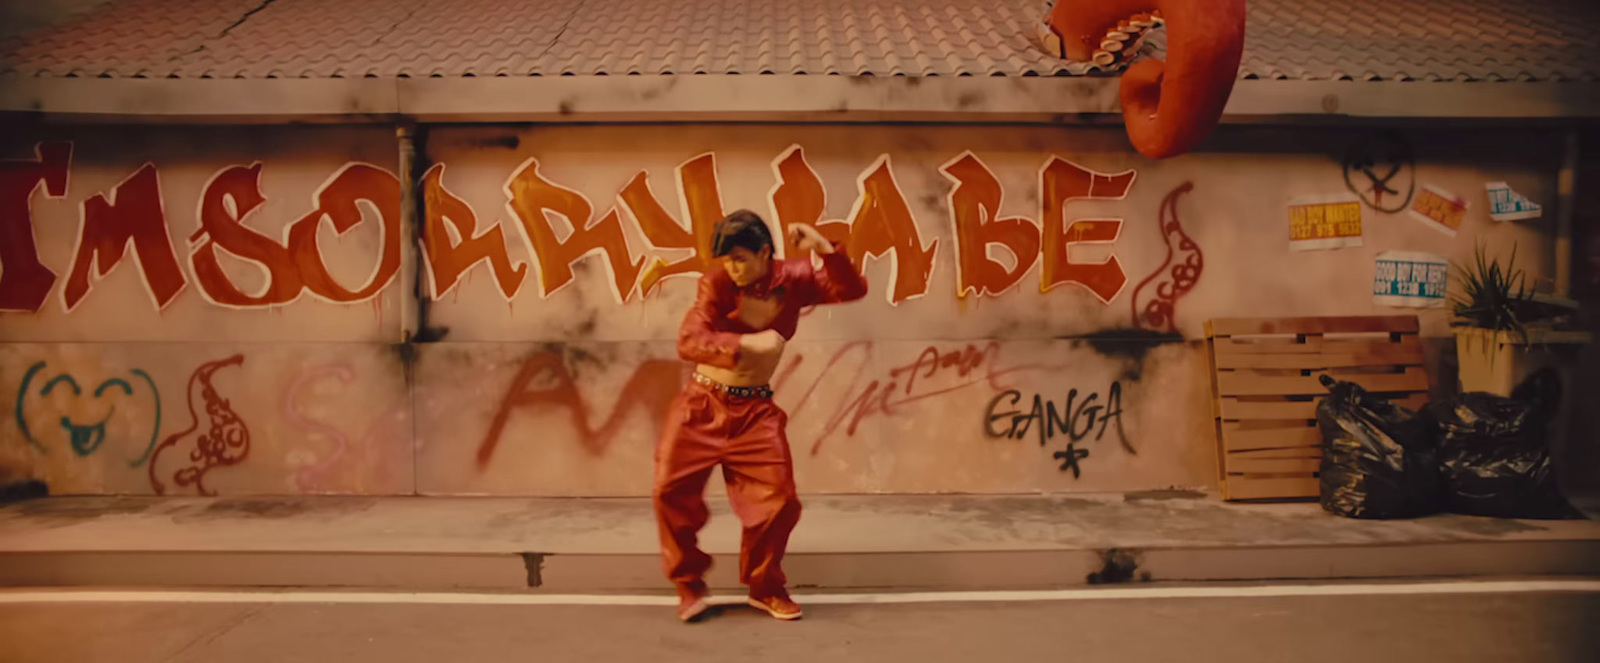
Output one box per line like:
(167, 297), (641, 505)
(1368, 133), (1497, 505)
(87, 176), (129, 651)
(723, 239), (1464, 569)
(14, 361), (163, 467)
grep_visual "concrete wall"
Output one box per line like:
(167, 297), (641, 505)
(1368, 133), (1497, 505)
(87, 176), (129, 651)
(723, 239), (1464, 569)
(0, 123), (1563, 496)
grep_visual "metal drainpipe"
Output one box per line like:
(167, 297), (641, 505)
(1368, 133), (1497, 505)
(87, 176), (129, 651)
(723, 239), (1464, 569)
(397, 123), (423, 343)
(395, 123), (427, 499)
(1556, 129), (1578, 298)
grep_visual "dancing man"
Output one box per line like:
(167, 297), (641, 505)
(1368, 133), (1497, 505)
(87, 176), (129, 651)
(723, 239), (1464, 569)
(655, 209), (867, 622)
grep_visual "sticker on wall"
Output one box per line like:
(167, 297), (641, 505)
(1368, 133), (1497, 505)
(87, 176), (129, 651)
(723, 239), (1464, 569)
(1485, 182), (1542, 222)
(1408, 184), (1470, 237)
(1373, 251), (1448, 308)
(1287, 193), (1363, 250)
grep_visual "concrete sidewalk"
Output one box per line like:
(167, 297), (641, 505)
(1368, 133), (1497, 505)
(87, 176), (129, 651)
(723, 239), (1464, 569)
(1, 492), (1597, 591)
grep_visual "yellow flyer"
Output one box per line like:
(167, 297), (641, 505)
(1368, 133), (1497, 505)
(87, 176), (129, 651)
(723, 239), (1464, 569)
(1287, 193), (1363, 250)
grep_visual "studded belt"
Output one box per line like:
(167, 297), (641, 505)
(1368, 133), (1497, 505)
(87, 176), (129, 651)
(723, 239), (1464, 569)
(693, 372), (773, 399)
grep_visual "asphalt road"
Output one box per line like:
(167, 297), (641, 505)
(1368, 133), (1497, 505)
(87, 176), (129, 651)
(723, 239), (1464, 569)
(2, 585), (1597, 663)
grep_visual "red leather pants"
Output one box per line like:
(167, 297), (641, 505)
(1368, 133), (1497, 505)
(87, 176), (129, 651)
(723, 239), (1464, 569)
(653, 381), (800, 598)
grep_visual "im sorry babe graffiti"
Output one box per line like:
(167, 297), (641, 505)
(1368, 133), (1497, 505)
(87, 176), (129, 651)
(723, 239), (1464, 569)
(1, 143), (1200, 329)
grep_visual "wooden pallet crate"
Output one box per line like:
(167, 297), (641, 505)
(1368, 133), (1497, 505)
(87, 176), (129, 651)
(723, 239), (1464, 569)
(1205, 316), (1430, 501)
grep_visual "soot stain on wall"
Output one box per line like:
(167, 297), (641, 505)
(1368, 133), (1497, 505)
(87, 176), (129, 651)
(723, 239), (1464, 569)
(474, 134), (521, 150)
(530, 342), (607, 383)
(392, 342), (419, 388)
(575, 311), (599, 337)
(12, 495), (152, 522)
(522, 553), (544, 587)
(177, 497), (377, 522)
(0, 478), (48, 505)
(987, 317), (1032, 339)
(639, 76), (679, 100)
(409, 124), (449, 347)
(1073, 328), (1184, 383)
(1087, 548), (1148, 584)
(1124, 488), (1206, 502)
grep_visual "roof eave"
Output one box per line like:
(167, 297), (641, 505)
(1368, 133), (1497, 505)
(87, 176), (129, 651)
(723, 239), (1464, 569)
(3, 75), (1599, 125)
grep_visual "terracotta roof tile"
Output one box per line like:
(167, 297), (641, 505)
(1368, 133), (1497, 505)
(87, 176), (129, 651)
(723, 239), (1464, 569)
(1, 0), (1596, 82)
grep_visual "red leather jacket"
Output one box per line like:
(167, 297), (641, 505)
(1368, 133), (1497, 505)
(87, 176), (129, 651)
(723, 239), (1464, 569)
(678, 247), (868, 368)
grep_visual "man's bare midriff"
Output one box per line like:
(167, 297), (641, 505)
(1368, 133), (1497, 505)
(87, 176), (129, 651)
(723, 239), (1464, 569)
(696, 330), (786, 387)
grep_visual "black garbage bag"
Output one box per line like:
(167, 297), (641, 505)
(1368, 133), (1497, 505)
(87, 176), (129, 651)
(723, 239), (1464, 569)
(1316, 375), (1442, 519)
(1426, 369), (1573, 519)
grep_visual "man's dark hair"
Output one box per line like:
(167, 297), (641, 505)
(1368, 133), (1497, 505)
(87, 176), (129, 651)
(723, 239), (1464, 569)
(711, 209), (774, 258)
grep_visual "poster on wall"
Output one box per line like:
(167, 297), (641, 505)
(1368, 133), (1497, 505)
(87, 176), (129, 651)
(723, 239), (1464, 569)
(1373, 251), (1448, 308)
(1409, 184), (1470, 237)
(1287, 193), (1363, 250)
(1485, 181), (1543, 222)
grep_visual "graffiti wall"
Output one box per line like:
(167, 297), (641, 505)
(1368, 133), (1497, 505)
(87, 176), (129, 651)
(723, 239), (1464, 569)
(0, 124), (1560, 495)
(0, 343), (412, 495)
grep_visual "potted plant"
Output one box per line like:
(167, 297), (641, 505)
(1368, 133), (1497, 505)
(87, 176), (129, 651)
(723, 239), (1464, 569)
(1450, 244), (1589, 396)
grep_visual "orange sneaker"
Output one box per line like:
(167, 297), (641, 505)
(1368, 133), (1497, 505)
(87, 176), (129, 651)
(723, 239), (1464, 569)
(676, 584), (711, 623)
(747, 592), (803, 621)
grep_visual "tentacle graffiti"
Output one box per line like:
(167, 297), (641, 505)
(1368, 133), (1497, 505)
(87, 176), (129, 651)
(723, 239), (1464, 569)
(148, 355), (249, 496)
(1130, 183), (1202, 333)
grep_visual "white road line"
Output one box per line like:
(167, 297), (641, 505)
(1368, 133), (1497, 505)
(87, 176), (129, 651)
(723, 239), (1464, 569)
(1, 580), (1597, 606)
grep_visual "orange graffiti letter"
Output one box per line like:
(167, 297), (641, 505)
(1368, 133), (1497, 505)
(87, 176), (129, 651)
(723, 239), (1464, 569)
(1039, 157), (1134, 303)
(618, 153), (725, 296)
(767, 145), (827, 259)
(840, 156), (936, 303)
(768, 146), (850, 258)
(0, 142), (71, 312)
(507, 158), (643, 302)
(286, 164), (404, 303)
(768, 147), (935, 301)
(65, 163), (186, 311)
(941, 152), (1040, 298)
(421, 163), (526, 300)
(189, 164), (303, 307)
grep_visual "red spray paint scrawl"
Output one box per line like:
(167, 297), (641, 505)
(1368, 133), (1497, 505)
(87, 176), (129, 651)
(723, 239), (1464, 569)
(787, 342), (1052, 456)
(476, 351), (686, 469)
